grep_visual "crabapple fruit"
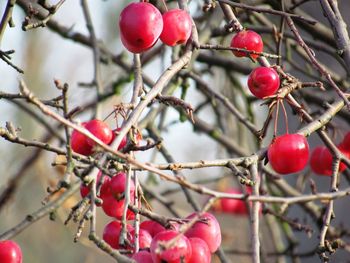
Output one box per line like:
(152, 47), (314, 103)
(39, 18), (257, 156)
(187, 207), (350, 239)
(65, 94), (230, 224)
(111, 128), (128, 150)
(109, 172), (135, 199)
(150, 230), (192, 263)
(310, 145), (349, 176)
(119, 2), (163, 53)
(102, 221), (133, 249)
(130, 229), (153, 250)
(219, 188), (248, 215)
(230, 30), (263, 59)
(0, 240), (22, 263)
(85, 119), (113, 147)
(101, 193), (134, 219)
(71, 122), (93, 156)
(268, 134), (309, 174)
(341, 132), (350, 150)
(247, 67), (280, 99)
(185, 212), (221, 253)
(140, 220), (166, 237)
(80, 172), (111, 207)
(160, 9), (192, 46)
(132, 251), (153, 263)
(188, 237), (211, 263)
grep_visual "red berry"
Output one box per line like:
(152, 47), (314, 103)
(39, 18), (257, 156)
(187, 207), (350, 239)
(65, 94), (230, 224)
(268, 134), (309, 174)
(130, 229), (153, 250)
(80, 171), (110, 200)
(310, 146), (332, 176)
(110, 172), (135, 199)
(342, 132), (350, 150)
(111, 128), (128, 150)
(160, 9), (192, 46)
(247, 67), (280, 99)
(310, 145), (349, 176)
(103, 222), (151, 252)
(71, 122), (93, 155)
(101, 192), (134, 219)
(102, 221), (134, 249)
(230, 30), (263, 59)
(119, 2), (163, 53)
(338, 144), (350, 171)
(220, 188), (248, 215)
(185, 212), (221, 253)
(100, 175), (112, 197)
(0, 240), (22, 263)
(150, 230), (192, 263)
(132, 251), (153, 263)
(85, 119), (113, 147)
(188, 237), (211, 263)
(140, 220), (166, 237)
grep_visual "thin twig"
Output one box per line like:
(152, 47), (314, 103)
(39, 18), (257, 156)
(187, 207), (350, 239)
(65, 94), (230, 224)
(0, 182), (80, 240)
(218, 0), (317, 25)
(0, 0), (17, 46)
(250, 163), (260, 263)
(319, 0), (350, 75)
(81, 0), (103, 118)
(286, 17), (350, 110)
(199, 44), (280, 59)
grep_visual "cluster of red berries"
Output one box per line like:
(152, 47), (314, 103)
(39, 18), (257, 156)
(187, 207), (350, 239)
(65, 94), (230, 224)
(0, 240), (22, 263)
(119, 2), (192, 53)
(103, 212), (221, 262)
(231, 30), (280, 99)
(230, 30), (310, 175)
(80, 171), (135, 219)
(70, 118), (221, 262)
(310, 132), (350, 176)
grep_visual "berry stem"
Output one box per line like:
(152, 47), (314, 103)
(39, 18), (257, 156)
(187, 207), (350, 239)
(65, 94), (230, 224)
(280, 100), (289, 134)
(273, 100), (280, 137)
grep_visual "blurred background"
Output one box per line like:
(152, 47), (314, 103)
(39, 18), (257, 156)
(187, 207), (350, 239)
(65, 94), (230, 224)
(0, 0), (350, 262)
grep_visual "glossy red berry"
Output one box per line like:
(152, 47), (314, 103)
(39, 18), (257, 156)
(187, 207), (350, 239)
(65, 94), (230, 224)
(160, 9), (192, 46)
(71, 122), (93, 156)
(310, 145), (349, 176)
(80, 171), (110, 198)
(0, 240), (22, 263)
(185, 212), (221, 253)
(247, 67), (280, 99)
(119, 2), (163, 53)
(188, 237), (211, 263)
(150, 230), (192, 263)
(132, 251), (153, 263)
(101, 192), (135, 219)
(230, 30), (263, 59)
(140, 220), (166, 237)
(110, 172), (135, 199)
(338, 144), (350, 169)
(310, 146), (332, 176)
(219, 188), (248, 215)
(130, 229), (153, 250)
(111, 128), (128, 150)
(342, 132), (350, 150)
(80, 171), (110, 200)
(102, 221), (133, 249)
(85, 119), (113, 147)
(268, 134), (309, 174)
